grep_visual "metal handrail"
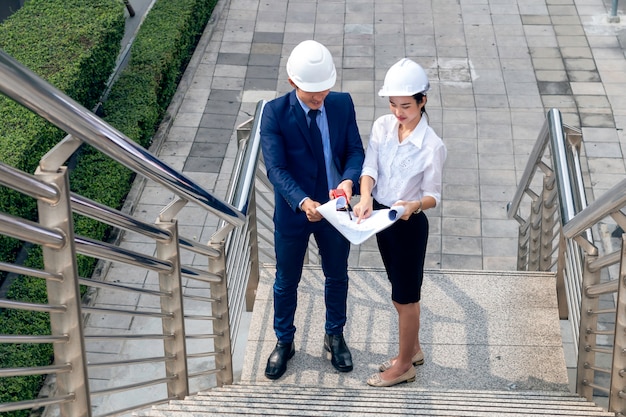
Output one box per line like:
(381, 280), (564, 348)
(563, 179), (626, 239)
(610, 0), (621, 20)
(508, 108), (626, 415)
(0, 45), (262, 416)
(0, 49), (244, 227)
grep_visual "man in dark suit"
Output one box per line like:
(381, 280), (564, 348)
(260, 40), (365, 380)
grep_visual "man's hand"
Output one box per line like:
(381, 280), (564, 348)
(331, 179), (354, 203)
(301, 198), (323, 222)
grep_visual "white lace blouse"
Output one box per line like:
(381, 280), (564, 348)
(361, 114), (446, 208)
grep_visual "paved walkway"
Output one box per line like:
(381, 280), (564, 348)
(84, 0), (626, 413)
(153, 0), (626, 271)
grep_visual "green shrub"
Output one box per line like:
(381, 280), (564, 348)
(0, 0), (125, 275)
(0, 0), (124, 413)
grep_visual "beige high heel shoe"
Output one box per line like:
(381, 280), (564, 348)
(366, 366), (416, 387)
(378, 350), (424, 372)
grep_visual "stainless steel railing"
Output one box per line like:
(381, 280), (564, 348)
(238, 104), (319, 267)
(610, 0), (621, 22)
(0, 47), (258, 417)
(508, 108), (626, 415)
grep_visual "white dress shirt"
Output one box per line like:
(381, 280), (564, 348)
(361, 114), (446, 208)
(297, 99), (341, 190)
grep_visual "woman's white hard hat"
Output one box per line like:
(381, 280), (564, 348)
(286, 40), (337, 92)
(378, 58), (430, 97)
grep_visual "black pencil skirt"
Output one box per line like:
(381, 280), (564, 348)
(374, 200), (429, 304)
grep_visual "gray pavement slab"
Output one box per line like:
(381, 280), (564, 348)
(242, 266), (568, 392)
(83, 0), (626, 413)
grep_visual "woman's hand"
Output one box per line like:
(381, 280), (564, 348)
(393, 200), (414, 221)
(353, 196), (373, 224)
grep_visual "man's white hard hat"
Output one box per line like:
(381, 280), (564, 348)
(286, 40), (337, 92)
(378, 58), (430, 97)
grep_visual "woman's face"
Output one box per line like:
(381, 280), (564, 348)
(388, 95), (424, 128)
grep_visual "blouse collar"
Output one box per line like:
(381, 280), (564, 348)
(395, 116), (428, 147)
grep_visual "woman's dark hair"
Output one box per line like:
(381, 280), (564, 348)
(413, 92), (428, 119)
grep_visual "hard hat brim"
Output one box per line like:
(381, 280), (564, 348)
(292, 75), (336, 92)
(378, 87), (429, 97)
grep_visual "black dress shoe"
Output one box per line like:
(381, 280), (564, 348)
(264, 341), (295, 380)
(324, 334), (353, 372)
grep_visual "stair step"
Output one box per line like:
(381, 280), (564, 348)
(139, 384), (614, 416)
(136, 268), (613, 416)
(242, 268), (569, 392)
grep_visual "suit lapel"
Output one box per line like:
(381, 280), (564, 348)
(323, 94), (340, 169)
(289, 90), (316, 153)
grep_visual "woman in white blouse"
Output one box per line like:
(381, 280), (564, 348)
(354, 58), (447, 387)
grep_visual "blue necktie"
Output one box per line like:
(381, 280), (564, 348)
(308, 109), (329, 199)
(308, 110), (340, 191)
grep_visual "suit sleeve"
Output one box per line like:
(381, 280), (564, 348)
(260, 101), (308, 212)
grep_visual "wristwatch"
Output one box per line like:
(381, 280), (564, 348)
(413, 200), (423, 215)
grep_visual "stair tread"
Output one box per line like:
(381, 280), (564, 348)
(200, 383), (591, 397)
(167, 398), (609, 412)
(141, 386), (614, 417)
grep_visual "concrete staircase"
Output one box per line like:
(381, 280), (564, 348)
(140, 384), (613, 416)
(140, 267), (614, 416)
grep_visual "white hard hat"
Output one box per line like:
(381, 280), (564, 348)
(286, 40), (336, 92)
(378, 58), (430, 97)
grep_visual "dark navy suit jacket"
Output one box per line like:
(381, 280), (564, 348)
(260, 90), (364, 236)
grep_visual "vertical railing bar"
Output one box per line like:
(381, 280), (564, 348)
(244, 191), (259, 311)
(547, 109), (577, 225)
(577, 252), (601, 401)
(556, 231), (570, 319)
(609, 235), (626, 412)
(156, 218), (189, 400)
(35, 166), (92, 416)
(207, 238), (232, 386)
(540, 176), (556, 271)
(609, 0), (620, 21)
(528, 197), (542, 271)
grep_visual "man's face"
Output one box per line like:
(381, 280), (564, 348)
(289, 79), (330, 110)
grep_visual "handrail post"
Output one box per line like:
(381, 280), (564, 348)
(555, 231), (570, 319)
(577, 251), (601, 401)
(35, 166), (91, 417)
(245, 191), (260, 311)
(155, 218), (189, 399)
(528, 197), (542, 270)
(233, 110), (261, 311)
(540, 176), (557, 270)
(609, 235), (626, 413)
(609, 0), (620, 22)
(516, 221), (530, 270)
(207, 239), (233, 386)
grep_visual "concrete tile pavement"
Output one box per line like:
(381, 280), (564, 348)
(242, 266), (570, 392)
(154, 0), (626, 272)
(167, 0), (625, 392)
(84, 0), (626, 411)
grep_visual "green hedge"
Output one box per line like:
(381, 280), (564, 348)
(0, 0), (219, 412)
(0, 1), (125, 413)
(103, 0), (218, 144)
(0, 0), (125, 281)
